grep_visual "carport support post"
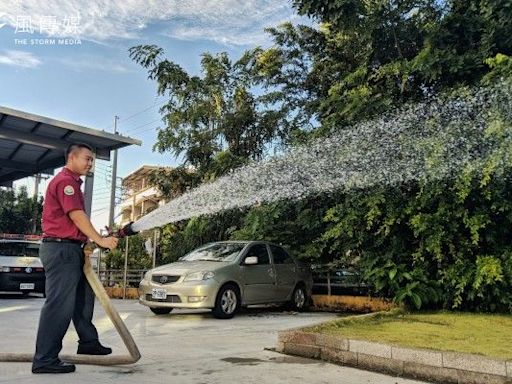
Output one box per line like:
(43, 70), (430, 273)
(152, 229), (158, 269)
(84, 172), (94, 216)
(123, 237), (129, 299)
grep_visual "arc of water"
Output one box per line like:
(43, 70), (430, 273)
(132, 83), (512, 233)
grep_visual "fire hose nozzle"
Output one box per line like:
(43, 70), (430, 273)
(116, 221), (138, 238)
(98, 222), (139, 252)
(103, 222), (139, 239)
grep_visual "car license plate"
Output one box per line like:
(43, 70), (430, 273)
(151, 288), (167, 300)
(20, 283), (35, 290)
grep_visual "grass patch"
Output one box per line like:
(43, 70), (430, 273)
(307, 311), (512, 360)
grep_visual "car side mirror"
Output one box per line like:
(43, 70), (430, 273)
(244, 256), (259, 265)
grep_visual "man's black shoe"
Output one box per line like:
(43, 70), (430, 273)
(77, 342), (112, 355)
(32, 361), (76, 374)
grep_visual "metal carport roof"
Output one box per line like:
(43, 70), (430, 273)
(0, 105), (141, 187)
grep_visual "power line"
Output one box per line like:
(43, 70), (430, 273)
(94, 181), (113, 187)
(95, 164), (112, 170)
(93, 182), (111, 188)
(95, 96), (166, 135)
(132, 125), (161, 136)
(93, 165), (110, 170)
(92, 203), (110, 209)
(92, 193), (113, 199)
(91, 207), (109, 214)
(119, 98), (167, 124)
(92, 170), (111, 177)
(123, 118), (162, 134)
(92, 187), (112, 193)
(120, 124), (162, 138)
(94, 170), (111, 176)
(93, 192), (117, 198)
(94, 186), (112, 192)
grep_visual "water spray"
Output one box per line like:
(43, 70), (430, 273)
(131, 82), (512, 233)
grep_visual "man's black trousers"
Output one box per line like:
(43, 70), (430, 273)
(32, 242), (99, 369)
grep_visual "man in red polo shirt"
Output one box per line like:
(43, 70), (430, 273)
(32, 143), (119, 374)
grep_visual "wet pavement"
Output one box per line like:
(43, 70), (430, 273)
(0, 293), (428, 383)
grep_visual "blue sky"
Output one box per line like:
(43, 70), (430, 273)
(0, 0), (305, 229)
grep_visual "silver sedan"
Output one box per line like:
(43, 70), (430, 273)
(138, 241), (313, 319)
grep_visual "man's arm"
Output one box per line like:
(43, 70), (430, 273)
(69, 210), (118, 250)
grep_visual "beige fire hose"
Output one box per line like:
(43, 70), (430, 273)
(0, 257), (141, 366)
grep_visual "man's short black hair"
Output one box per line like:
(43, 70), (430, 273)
(65, 143), (93, 161)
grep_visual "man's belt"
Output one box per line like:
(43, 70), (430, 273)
(42, 237), (85, 246)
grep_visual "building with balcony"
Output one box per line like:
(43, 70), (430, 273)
(119, 165), (170, 227)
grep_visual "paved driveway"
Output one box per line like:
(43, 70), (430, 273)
(0, 294), (427, 384)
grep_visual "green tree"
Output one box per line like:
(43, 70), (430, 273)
(248, 0), (512, 134)
(0, 186), (43, 234)
(231, 197), (329, 262)
(129, 46), (294, 188)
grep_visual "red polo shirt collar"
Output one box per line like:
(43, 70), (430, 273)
(62, 167), (83, 184)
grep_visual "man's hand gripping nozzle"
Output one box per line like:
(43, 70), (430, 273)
(104, 221), (138, 239)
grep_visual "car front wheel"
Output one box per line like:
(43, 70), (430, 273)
(288, 285), (308, 311)
(150, 307), (173, 315)
(212, 284), (239, 319)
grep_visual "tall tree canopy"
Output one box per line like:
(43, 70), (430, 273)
(129, 0), (512, 311)
(0, 186), (42, 234)
(248, 0), (512, 134)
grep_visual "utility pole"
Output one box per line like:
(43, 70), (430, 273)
(32, 174), (41, 234)
(108, 116), (119, 229)
(33, 174), (41, 200)
(32, 174), (48, 233)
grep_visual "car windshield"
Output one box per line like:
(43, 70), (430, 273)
(0, 242), (40, 257)
(181, 243), (247, 262)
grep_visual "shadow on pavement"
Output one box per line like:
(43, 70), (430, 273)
(0, 292), (45, 299)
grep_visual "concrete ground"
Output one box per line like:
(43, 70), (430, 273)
(0, 293), (428, 384)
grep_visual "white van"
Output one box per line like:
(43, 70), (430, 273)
(0, 234), (45, 296)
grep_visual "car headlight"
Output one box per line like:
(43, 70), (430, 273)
(183, 271), (215, 282)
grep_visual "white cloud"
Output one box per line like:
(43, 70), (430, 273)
(55, 56), (132, 73)
(0, 50), (42, 68)
(160, 0), (302, 46)
(0, 0), (302, 46)
(0, 11), (7, 30)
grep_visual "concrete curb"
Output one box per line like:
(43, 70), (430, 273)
(104, 287), (138, 299)
(276, 324), (512, 384)
(311, 294), (398, 313)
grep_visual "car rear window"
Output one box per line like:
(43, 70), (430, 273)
(0, 242), (40, 257)
(270, 245), (294, 264)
